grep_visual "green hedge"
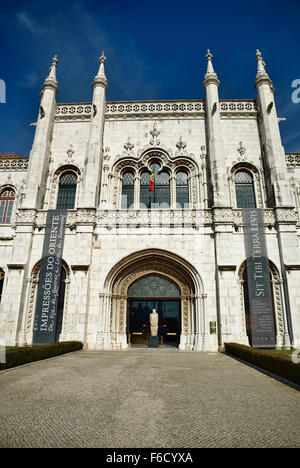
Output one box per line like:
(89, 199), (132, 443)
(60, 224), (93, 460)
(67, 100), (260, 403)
(224, 342), (300, 386)
(0, 341), (83, 371)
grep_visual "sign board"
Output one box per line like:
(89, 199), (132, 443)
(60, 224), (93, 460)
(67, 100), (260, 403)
(33, 210), (67, 344)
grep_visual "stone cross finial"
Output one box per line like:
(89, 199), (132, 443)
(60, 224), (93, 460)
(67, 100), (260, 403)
(203, 49), (219, 86)
(206, 49), (213, 61)
(100, 51), (106, 64)
(255, 49), (272, 89)
(93, 51), (108, 89)
(43, 55), (58, 88)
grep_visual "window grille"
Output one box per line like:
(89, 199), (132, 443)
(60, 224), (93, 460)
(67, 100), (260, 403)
(140, 163), (170, 208)
(0, 189), (15, 223)
(235, 170), (256, 208)
(56, 172), (77, 210)
(128, 274), (181, 297)
(176, 171), (189, 207)
(121, 172), (134, 209)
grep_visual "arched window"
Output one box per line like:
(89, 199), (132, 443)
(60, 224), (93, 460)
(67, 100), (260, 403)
(140, 163), (170, 208)
(128, 274), (181, 297)
(140, 171), (151, 208)
(121, 171), (134, 209)
(176, 171), (189, 207)
(156, 170), (170, 207)
(0, 269), (4, 304)
(56, 172), (77, 210)
(0, 189), (15, 223)
(235, 170), (256, 208)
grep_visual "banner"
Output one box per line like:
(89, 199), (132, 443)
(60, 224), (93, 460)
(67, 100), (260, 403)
(33, 210), (67, 344)
(242, 209), (276, 348)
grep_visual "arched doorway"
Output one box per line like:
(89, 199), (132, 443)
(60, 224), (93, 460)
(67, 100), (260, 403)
(98, 249), (206, 351)
(127, 274), (181, 347)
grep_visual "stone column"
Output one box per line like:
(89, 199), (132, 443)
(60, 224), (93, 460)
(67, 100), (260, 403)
(203, 50), (230, 207)
(79, 53), (108, 208)
(255, 50), (292, 207)
(23, 57), (58, 210)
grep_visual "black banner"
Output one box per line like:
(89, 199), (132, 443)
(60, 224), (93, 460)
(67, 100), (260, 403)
(242, 209), (276, 348)
(33, 210), (67, 344)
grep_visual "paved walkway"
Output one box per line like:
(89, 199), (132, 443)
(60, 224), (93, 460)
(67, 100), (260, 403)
(0, 350), (299, 448)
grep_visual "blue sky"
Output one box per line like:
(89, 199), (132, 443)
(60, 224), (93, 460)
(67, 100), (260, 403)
(0, 0), (299, 156)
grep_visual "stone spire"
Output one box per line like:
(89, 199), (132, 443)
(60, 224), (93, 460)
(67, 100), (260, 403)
(255, 49), (273, 90)
(93, 51), (108, 90)
(42, 55), (58, 92)
(203, 49), (220, 87)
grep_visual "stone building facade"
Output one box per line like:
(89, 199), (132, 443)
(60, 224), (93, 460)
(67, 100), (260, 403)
(0, 50), (299, 351)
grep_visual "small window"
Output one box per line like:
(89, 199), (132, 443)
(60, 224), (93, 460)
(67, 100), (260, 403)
(56, 172), (77, 210)
(176, 171), (189, 207)
(121, 172), (134, 209)
(0, 189), (15, 223)
(235, 170), (256, 208)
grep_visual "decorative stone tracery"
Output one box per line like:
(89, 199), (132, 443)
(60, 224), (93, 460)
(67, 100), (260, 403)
(110, 148), (201, 209)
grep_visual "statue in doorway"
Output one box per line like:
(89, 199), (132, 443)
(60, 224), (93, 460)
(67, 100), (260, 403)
(150, 308), (159, 336)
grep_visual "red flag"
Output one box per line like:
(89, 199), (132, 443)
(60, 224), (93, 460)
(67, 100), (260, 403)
(149, 168), (155, 194)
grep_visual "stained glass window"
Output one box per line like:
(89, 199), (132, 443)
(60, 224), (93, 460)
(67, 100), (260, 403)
(121, 171), (134, 209)
(128, 274), (181, 297)
(176, 171), (189, 207)
(56, 172), (77, 210)
(0, 189), (15, 223)
(235, 170), (256, 208)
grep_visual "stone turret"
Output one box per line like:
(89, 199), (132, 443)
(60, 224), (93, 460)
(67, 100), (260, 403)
(23, 56), (58, 209)
(255, 50), (292, 206)
(79, 52), (108, 207)
(203, 50), (230, 207)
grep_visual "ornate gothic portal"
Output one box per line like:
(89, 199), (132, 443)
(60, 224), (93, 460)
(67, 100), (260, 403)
(97, 249), (206, 351)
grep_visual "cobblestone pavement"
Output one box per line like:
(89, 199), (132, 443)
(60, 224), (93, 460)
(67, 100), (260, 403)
(0, 349), (299, 448)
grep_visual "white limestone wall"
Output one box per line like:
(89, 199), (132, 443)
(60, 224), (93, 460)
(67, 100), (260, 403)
(103, 118), (206, 167)
(50, 121), (90, 169)
(221, 118), (261, 165)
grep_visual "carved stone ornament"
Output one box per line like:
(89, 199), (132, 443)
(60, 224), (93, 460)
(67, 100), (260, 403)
(237, 141), (246, 160)
(175, 136), (188, 156)
(65, 144), (75, 163)
(149, 122), (160, 146)
(123, 137), (134, 155)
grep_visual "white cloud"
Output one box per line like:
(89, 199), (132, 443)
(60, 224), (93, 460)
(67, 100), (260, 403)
(18, 73), (39, 89)
(16, 11), (46, 34)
